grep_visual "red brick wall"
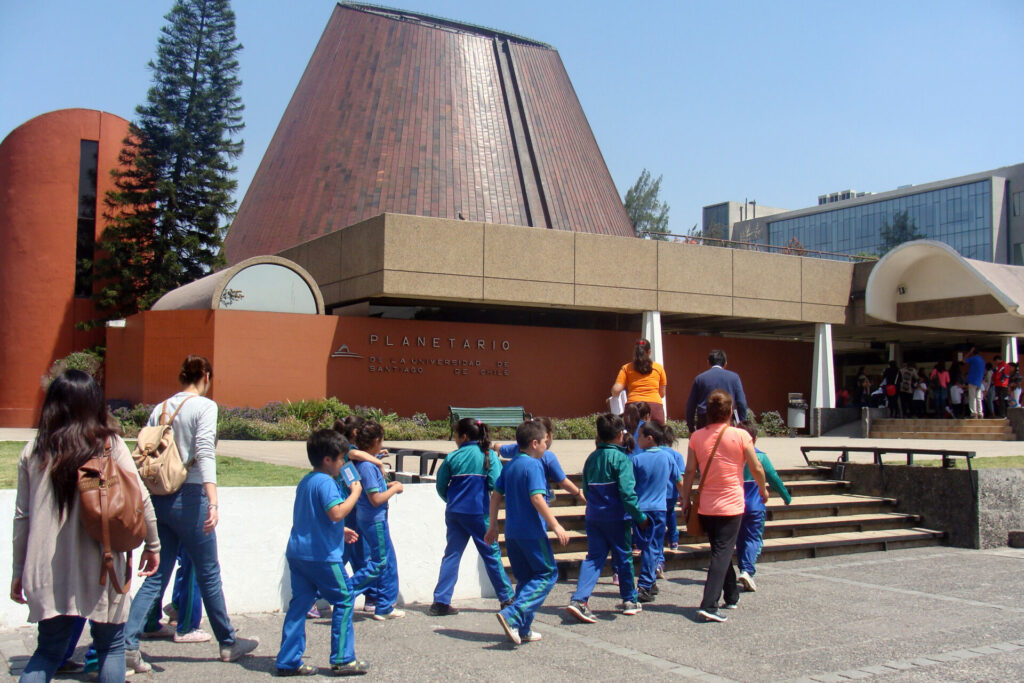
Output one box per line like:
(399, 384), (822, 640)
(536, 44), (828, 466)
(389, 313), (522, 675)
(106, 310), (812, 422)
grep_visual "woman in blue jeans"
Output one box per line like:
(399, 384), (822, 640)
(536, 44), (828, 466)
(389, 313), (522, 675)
(123, 356), (259, 672)
(11, 370), (161, 682)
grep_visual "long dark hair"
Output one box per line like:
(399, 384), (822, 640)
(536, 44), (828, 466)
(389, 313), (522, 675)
(632, 339), (653, 375)
(623, 401), (649, 435)
(33, 370), (115, 518)
(457, 417), (492, 477)
(334, 415), (366, 443)
(596, 413), (625, 443)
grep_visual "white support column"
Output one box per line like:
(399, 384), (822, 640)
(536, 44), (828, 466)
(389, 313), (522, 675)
(1003, 337), (1018, 364)
(810, 323), (835, 410)
(642, 311), (666, 414)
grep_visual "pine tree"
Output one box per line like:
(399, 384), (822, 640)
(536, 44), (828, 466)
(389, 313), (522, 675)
(623, 169), (670, 240)
(94, 0), (244, 318)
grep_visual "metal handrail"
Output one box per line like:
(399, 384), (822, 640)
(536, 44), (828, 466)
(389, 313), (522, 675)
(638, 230), (877, 263)
(800, 445), (976, 499)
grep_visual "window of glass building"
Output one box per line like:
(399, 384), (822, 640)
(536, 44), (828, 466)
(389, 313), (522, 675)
(75, 140), (99, 298)
(1013, 191), (1023, 218)
(766, 180), (993, 261)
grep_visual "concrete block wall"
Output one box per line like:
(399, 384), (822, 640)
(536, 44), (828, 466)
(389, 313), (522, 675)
(0, 484), (494, 630)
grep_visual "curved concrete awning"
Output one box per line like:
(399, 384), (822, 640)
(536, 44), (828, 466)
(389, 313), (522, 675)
(151, 255), (325, 314)
(866, 240), (1024, 333)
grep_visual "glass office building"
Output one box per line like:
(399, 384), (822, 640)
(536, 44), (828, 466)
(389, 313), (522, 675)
(767, 180), (993, 260)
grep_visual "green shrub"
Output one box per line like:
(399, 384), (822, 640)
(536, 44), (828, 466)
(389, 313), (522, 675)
(757, 410), (789, 436)
(41, 350), (104, 390)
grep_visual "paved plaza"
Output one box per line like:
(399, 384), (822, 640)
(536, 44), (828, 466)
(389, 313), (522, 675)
(2, 546), (1022, 681)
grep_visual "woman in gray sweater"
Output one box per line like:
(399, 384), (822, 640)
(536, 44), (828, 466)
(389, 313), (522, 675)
(12, 370), (161, 682)
(122, 355), (258, 672)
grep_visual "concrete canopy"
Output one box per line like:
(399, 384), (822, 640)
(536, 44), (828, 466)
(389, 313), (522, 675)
(866, 240), (1024, 333)
(150, 255), (324, 314)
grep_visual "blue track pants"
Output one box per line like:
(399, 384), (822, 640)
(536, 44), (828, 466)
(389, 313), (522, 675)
(736, 509), (766, 575)
(571, 518), (637, 603)
(433, 511), (513, 604)
(350, 517), (398, 614)
(634, 510), (666, 590)
(276, 559), (355, 669)
(501, 537), (558, 637)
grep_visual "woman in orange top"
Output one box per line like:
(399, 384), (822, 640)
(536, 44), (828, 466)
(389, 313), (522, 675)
(611, 339), (668, 424)
(680, 389), (767, 622)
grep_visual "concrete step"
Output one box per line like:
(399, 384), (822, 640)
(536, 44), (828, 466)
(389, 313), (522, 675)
(496, 494), (899, 532)
(496, 512), (924, 555)
(867, 430), (1013, 441)
(508, 527), (946, 579)
(546, 478), (851, 507)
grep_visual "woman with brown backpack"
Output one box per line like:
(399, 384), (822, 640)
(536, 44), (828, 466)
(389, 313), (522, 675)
(11, 370), (161, 682)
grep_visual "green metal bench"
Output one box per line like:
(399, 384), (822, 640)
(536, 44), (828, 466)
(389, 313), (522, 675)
(448, 406), (531, 438)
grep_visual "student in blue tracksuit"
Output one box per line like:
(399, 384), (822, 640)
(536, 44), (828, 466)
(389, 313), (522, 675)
(735, 423), (791, 594)
(661, 428), (686, 553)
(429, 419), (514, 616)
(349, 421), (405, 620)
(497, 416), (585, 505)
(566, 414), (650, 624)
(484, 420), (569, 645)
(630, 422), (685, 603)
(275, 429), (368, 676)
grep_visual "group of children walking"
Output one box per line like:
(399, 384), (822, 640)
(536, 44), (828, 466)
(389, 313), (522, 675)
(274, 412), (787, 674)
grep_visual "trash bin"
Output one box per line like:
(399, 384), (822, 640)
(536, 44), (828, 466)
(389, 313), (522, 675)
(787, 392), (808, 430)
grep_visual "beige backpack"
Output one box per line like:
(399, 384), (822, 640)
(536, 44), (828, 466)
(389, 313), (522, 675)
(132, 396), (196, 495)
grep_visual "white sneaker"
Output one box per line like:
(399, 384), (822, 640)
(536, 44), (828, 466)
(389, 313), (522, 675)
(521, 630), (542, 642)
(738, 571), (757, 592)
(125, 649), (151, 674)
(371, 608), (406, 621)
(173, 628), (212, 643)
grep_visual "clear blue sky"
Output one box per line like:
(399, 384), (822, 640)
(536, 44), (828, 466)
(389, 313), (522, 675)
(2, 0), (1022, 232)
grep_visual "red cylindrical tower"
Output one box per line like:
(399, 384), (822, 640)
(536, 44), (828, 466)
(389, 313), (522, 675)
(0, 109), (130, 426)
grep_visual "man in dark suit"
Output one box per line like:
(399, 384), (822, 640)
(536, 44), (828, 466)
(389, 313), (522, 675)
(685, 349), (749, 432)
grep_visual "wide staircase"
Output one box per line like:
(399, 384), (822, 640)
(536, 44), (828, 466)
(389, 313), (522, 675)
(870, 417), (1014, 441)
(496, 466), (945, 580)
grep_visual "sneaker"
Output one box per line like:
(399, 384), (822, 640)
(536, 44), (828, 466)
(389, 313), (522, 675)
(521, 630), (542, 642)
(650, 582), (660, 596)
(670, 542), (679, 550)
(499, 598), (514, 609)
(306, 605), (321, 619)
(56, 660), (84, 673)
(276, 663), (319, 676)
(618, 600), (642, 616)
(427, 602), (459, 616)
(656, 564), (665, 579)
(637, 587), (654, 603)
(125, 649), (152, 674)
(611, 573), (619, 586)
(737, 571), (757, 592)
(174, 628), (212, 643)
(566, 600), (597, 624)
(163, 603), (179, 623)
(140, 623), (175, 639)
(219, 636), (259, 662)
(361, 601), (376, 614)
(330, 659), (370, 676)
(496, 612), (521, 645)
(722, 601), (739, 610)
(371, 608), (405, 621)
(697, 608), (727, 622)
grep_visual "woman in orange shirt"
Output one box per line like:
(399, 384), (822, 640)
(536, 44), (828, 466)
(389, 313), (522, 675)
(680, 389), (767, 622)
(611, 339), (668, 424)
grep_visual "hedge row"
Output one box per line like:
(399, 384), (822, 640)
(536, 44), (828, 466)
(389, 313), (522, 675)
(112, 399), (791, 442)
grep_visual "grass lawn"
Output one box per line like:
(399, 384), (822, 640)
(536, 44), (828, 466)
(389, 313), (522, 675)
(0, 441), (307, 488)
(914, 455), (1024, 469)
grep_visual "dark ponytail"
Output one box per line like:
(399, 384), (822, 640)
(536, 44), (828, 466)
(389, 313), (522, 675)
(457, 417), (492, 475)
(179, 354), (213, 385)
(633, 339), (653, 375)
(354, 420), (384, 451)
(639, 420), (666, 446)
